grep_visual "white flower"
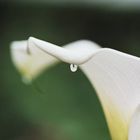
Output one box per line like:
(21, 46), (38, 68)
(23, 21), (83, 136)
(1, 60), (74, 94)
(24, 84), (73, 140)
(10, 37), (140, 140)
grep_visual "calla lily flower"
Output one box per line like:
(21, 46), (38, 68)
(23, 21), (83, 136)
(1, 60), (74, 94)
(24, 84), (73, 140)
(10, 37), (140, 140)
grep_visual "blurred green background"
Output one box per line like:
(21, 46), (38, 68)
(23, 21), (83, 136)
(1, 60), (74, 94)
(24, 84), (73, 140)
(1, 0), (140, 140)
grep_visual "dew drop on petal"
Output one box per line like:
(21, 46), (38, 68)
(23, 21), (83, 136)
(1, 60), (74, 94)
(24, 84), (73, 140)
(70, 64), (78, 72)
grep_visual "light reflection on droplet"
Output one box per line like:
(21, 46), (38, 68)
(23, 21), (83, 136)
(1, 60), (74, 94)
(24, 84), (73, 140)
(70, 64), (78, 72)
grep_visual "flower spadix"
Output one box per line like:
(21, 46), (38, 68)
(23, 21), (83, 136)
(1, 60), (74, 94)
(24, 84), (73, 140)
(10, 37), (140, 140)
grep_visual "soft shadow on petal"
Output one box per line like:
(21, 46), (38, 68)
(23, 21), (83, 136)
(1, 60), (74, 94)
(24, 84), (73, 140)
(128, 105), (140, 140)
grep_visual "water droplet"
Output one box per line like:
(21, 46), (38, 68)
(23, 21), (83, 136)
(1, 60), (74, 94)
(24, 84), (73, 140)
(70, 64), (78, 72)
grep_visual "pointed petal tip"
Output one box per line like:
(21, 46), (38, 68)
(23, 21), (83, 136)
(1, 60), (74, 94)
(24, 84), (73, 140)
(22, 76), (32, 85)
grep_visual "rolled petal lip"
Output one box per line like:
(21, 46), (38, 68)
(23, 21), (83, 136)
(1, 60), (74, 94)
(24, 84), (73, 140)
(27, 37), (140, 65)
(27, 37), (101, 65)
(10, 37), (101, 82)
(11, 37), (140, 69)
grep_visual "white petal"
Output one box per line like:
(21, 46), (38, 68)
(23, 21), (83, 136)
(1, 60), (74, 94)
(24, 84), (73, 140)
(27, 38), (140, 140)
(10, 37), (100, 83)
(11, 37), (140, 140)
(129, 105), (140, 140)
(10, 40), (58, 83)
(28, 37), (100, 64)
(81, 49), (140, 140)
